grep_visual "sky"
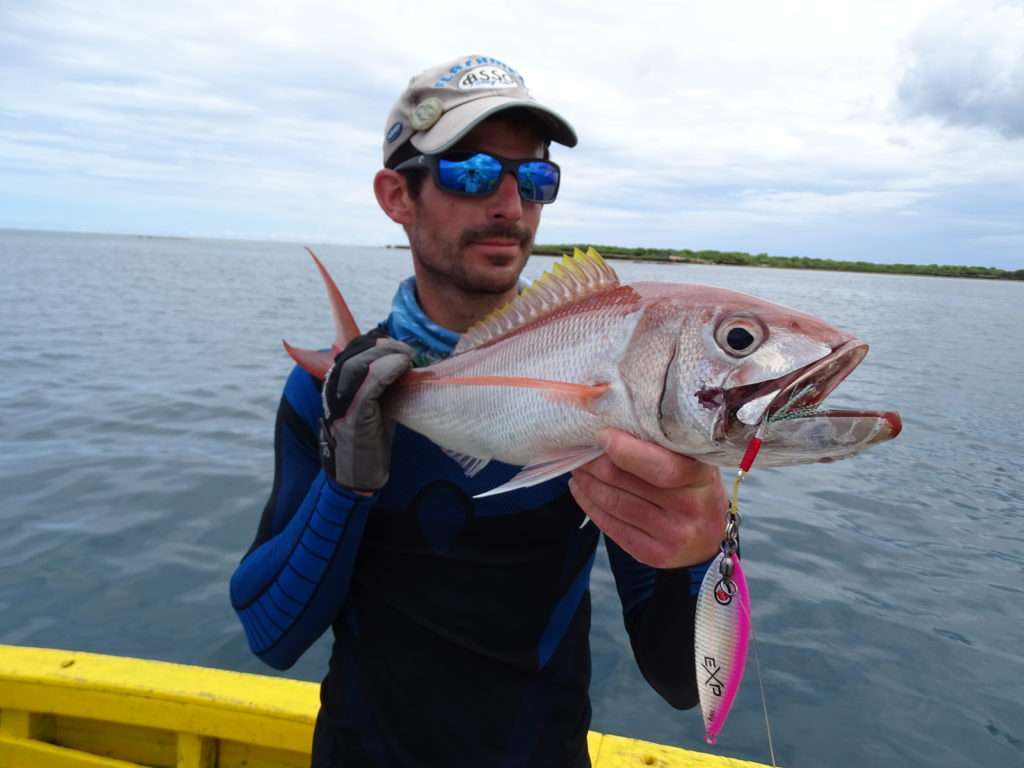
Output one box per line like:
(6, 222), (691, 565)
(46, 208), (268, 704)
(1, 0), (1022, 268)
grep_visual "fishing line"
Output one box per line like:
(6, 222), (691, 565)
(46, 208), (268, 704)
(733, 577), (778, 767)
(736, 418), (778, 766)
(749, 623), (777, 767)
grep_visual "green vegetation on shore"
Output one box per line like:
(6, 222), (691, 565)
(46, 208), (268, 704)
(533, 244), (1024, 281)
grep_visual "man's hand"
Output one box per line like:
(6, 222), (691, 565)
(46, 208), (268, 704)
(320, 328), (414, 493)
(568, 429), (727, 569)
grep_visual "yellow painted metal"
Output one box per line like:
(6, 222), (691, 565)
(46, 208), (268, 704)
(51, 717), (174, 767)
(0, 733), (140, 768)
(175, 733), (215, 768)
(0, 709), (53, 740)
(0, 645), (315, 754)
(0, 645), (775, 768)
(593, 733), (771, 767)
(217, 739), (308, 768)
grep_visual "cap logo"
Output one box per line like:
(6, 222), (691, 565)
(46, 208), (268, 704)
(385, 121), (403, 143)
(457, 66), (518, 90)
(432, 56), (520, 88)
(410, 97), (443, 131)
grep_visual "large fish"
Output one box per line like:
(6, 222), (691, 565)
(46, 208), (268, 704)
(286, 247), (901, 496)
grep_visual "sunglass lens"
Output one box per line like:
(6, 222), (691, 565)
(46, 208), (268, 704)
(438, 153), (502, 196)
(517, 161), (560, 203)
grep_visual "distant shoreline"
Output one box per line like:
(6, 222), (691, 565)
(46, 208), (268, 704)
(386, 242), (1021, 280)
(4, 228), (1017, 280)
(529, 245), (1024, 281)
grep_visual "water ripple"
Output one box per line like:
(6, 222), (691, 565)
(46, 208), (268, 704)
(4, 233), (1024, 768)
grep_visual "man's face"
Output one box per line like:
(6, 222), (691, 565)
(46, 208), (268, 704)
(405, 118), (546, 296)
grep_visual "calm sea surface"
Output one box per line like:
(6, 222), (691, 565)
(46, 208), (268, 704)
(1, 229), (1022, 767)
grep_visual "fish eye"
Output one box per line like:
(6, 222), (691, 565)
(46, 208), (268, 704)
(728, 328), (754, 349)
(715, 316), (766, 358)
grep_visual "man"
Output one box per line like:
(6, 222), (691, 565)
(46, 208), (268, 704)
(231, 54), (727, 767)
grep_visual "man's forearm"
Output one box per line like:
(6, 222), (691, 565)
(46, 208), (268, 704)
(230, 474), (373, 669)
(607, 537), (711, 709)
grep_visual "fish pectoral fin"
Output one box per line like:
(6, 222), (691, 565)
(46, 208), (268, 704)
(541, 381), (610, 412)
(415, 375), (610, 411)
(473, 446), (605, 498)
(441, 448), (492, 478)
(282, 340), (336, 380)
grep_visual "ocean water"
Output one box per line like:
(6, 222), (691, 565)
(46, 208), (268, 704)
(1, 229), (1021, 767)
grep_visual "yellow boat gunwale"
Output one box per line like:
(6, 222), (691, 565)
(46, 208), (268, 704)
(0, 644), (771, 768)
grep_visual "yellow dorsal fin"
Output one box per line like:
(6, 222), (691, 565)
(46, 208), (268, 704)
(454, 247), (620, 354)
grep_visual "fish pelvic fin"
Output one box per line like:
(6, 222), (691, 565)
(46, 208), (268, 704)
(441, 448), (492, 478)
(453, 247), (620, 355)
(282, 247), (362, 379)
(474, 445), (605, 498)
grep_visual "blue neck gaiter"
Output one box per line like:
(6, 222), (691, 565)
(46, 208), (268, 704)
(386, 277), (460, 366)
(386, 275), (531, 367)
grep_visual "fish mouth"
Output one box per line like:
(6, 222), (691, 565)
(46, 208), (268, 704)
(718, 340), (894, 439)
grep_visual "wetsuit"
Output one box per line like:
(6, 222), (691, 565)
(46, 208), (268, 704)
(230, 277), (711, 767)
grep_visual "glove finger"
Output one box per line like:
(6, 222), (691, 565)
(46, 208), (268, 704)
(373, 337), (415, 356)
(327, 348), (412, 421)
(321, 332), (381, 412)
(342, 353), (412, 421)
(333, 345), (410, 399)
(335, 419), (392, 490)
(364, 350), (413, 390)
(322, 327), (393, 388)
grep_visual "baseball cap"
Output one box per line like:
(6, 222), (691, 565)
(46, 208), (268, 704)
(382, 54), (578, 167)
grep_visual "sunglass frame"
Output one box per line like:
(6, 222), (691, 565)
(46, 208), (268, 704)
(394, 151), (561, 204)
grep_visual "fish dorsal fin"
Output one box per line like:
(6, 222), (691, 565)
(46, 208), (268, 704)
(454, 247), (620, 354)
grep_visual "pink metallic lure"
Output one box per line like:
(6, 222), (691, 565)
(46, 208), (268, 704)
(694, 552), (752, 745)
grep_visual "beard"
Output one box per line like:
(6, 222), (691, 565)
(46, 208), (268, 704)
(409, 220), (535, 296)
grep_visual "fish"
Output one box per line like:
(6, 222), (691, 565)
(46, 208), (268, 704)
(285, 246), (901, 498)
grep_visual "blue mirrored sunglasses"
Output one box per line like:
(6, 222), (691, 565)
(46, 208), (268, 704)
(394, 151), (561, 204)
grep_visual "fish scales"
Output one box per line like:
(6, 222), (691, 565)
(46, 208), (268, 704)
(388, 287), (649, 466)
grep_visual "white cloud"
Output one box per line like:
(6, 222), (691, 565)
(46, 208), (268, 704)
(898, 0), (1024, 137)
(0, 0), (1021, 266)
(738, 188), (935, 218)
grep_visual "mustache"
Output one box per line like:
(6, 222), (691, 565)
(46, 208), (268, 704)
(459, 224), (532, 248)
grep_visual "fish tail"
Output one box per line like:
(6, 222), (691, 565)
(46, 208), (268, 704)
(283, 248), (362, 379)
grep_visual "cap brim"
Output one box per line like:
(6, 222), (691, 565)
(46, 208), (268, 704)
(410, 96), (578, 155)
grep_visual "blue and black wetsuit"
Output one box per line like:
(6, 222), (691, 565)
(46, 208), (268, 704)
(230, 278), (711, 768)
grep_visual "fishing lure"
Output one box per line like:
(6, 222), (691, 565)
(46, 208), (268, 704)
(694, 427), (763, 744)
(695, 550), (751, 745)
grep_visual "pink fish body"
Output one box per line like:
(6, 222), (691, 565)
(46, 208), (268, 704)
(286, 247), (901, 496)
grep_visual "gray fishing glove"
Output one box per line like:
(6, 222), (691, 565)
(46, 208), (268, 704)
(319, 328), (414, 493)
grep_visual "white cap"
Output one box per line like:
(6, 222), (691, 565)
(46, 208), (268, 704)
(382, 54), (577, 167)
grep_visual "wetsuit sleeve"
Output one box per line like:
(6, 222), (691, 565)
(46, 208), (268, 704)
(605, 537), (714, 709)
(229, 365), (374, 670)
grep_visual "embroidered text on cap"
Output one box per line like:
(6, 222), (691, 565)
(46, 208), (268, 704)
(457, 67), (519, 90)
